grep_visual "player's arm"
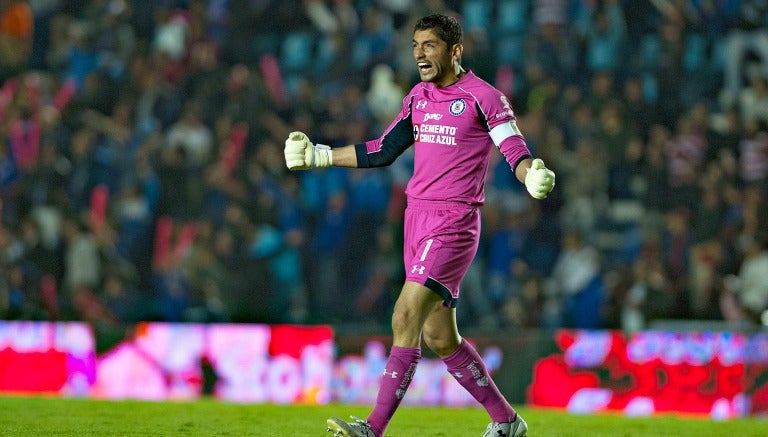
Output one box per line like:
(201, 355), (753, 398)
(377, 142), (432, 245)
(328, 145), (359, 167)
(283, 131), (362, 169)
(515, 157), (533, 183)
(285, 89), (416, 171)
(491, 120), (555, 199)
(284, 115), (414, 170)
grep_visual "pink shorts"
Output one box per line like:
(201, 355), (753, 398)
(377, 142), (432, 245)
(403, 199), (481, 307)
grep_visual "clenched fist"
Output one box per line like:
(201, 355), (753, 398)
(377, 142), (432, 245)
(284, 131), (332, 170)
(524, 158), (555, 199)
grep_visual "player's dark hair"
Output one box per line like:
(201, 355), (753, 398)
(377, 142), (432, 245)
(414, 14), (463, 47)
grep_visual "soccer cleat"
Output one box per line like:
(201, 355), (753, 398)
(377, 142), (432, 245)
(326, 416), (376, 437)
(481, 414), (528, 437)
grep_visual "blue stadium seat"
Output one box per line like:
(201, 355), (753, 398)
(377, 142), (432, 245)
(252, 32), (280, 58)
(683, 33), (706, 72)
(710, 37), (727, 72)
(638, 34), (660, 71)
(461, 0), (493, 34)
(314, 35), (337, 76)
(279, 31), (315, 72)
(496, 0), (529, 35)
(641, 72), (658, 104)
(495, 34), (525, 67)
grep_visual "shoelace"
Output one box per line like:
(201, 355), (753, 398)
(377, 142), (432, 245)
(350, 416), (374, 435)
(349, 416), (369, 427)
(328, 416), (373, 437)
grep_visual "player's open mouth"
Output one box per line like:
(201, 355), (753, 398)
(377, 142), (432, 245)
(418, 62), (432, 73)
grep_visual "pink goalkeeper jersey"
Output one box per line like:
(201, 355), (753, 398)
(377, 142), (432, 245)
(355, 70), (531, 205)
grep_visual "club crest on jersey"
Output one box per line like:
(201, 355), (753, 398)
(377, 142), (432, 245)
(449, 98), (466, 116)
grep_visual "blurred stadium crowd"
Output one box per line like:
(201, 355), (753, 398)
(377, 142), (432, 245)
(0, 0), (767, 334)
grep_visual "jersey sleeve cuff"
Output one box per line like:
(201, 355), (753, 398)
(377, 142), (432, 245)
(512, 154), (532, 172)
(354, 143), (370, 168)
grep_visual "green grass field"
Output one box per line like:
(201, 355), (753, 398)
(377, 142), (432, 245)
(0, 396), (765, 436)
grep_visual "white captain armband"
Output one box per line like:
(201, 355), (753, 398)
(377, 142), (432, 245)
(489, 119), (523, 147)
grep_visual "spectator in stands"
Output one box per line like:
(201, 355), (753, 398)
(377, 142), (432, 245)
(166, 100), (213, 168)
(554, 137), (608, 237)
(622, 76), (656, 141)
(649, 3), (687, 124)
(738, 75), (768, 125)
(0, 0), (33, 80)
(658, 206), (693, 318)
(366, 63), (406, 132)
(101, 269), (147, 324)
(584, 71), (616, 118)
(575, 0), (627, 74)
(608, 135), (645, 202)
(596, 99), (634, 170)
(61, 215), (100, 295)
(688, 165), (727, 319)
(112, 182), (153, 272)
(737, 118), (768, 186)
(2, 0), (767, 332)
(181, 234), (230, 323)
(1, 262), (36, 319)
(550, 229), (606, 329)
(734, 183), (768, 255)
(484, 208), (534, 327)
(664, 113), (707, 211)
(723, 0), (768, 107)
(527, 7), (579, 84)
(621, 236), (675, 333)
(720, 236), (768, 324)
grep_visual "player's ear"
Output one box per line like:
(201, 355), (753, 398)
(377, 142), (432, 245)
(451, 43), (463, 62)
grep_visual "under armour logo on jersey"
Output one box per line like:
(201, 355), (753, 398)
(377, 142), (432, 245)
(411, 265), (425, 274)
(416, 99), (427, 110)
(383, 369), (398, 378)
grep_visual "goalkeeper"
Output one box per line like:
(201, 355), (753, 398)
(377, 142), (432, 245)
(285, 13), (554, 437)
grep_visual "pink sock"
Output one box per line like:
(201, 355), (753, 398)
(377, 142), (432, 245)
(443, 339), (516, 423)
(367, 346), (421, 436)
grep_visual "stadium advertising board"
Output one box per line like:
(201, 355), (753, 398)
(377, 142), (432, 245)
(528, 330), (768, 419)
(1, 321), (766, 418)
(91, 322), (334, 403)
(0, 321), (95, 395)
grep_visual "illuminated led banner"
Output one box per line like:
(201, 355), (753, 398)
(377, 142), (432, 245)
(92, 323), (334, 404)
(0, 321), (95, 395)
(528, 330), (768, 419)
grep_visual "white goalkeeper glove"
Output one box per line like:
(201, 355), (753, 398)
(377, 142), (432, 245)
(524, 158), (556, 199)
(284, 131), (333, 170)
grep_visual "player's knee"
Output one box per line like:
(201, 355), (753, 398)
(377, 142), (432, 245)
(391, 311), (428, 348)
(423, 331), (459, 357)
(390, 307), (417, 335)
